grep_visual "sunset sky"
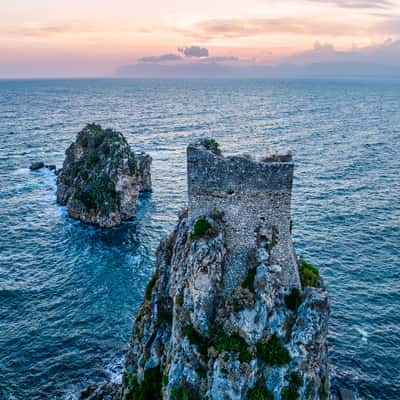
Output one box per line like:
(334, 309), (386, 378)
(1, 0), (400, 77)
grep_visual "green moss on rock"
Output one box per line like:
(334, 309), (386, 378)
(182, 324), (208, 355)
(202, 139), (220, 154)
(182, 323), (252, 363)
(211, 325), (251, 362)
(73, 174), (119, 215)
(145, 274), (158, 301)
(281, 372), (302, 400)
(126, 366), (163, 400)
(285, 288), (302, 312)
(247, 386), (274, 400)
(256, 334), (290, 366)
(190, 217), (213, 240)
(128, 156), (137, 174)
(175, 293), (184, 307)
(242, 267), (257, 293)
(171, 386), (190, 400)
(299, 259), (320, 288)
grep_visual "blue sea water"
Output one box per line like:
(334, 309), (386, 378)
(0, 79), (399, 400)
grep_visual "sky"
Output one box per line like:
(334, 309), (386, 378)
(1, 0), (400, 77)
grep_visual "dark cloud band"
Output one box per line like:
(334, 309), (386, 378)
(178, 46), (209, 57)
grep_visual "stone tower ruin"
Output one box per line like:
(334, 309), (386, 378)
(187, 140), (301, 291)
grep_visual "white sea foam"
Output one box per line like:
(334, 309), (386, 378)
(57, 385), (81, 400)
(356, 327), (368, 343)
(105, 354), (125, 384)
(12, 167), (29, 175)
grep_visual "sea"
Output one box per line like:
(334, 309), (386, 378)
(0, 79), (399, 400)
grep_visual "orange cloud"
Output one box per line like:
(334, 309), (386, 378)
(306, 0), (394, 9)
(176, 16), (371, 41)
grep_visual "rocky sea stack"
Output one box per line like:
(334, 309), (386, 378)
(114, 140), (330, 400)
(57, 124), (151, 227)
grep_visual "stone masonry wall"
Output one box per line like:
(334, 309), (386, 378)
(187, 142), (300, 292)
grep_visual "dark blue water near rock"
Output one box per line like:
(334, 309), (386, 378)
(0, 79), (399, 400)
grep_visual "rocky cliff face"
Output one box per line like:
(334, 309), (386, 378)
(136, 153), (152, 193)
(56, 124), (151, 228)
(118, 141), (330, 400)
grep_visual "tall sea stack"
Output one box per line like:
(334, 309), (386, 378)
(57, 124), (152, 228)
(119, 139), (330, 400)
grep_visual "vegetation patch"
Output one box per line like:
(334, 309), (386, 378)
(158, 302), (173, 325)
(210, 325), (252, 363)
(247, 386), (274, 400)
(305, 379), (315, 399)
(73, 174), (119, 214)
(175, 293), (184, 307)
(100, 139), (114, 156)
(145, 274), (158, 301)
(284, 288), (302, 312)
(190, 217), (214, 240)
(83, 150), (100, 166)
(78, 169), (89, 181)
(76, 124), (124, 150)
(202, 139), (221, 154)
(256, 334), (290, 366)
(76, 123), (104, 147)
(182, 323), (252, 363)
(126, 366), (163, 400)
(162, 372), (168, 387)
(171, 386), (190, 400)
(182, 324), (208, 355)
(171, 386), (203, 400)
(281, 372), (302, 400)
(242, 267), (257, 293)
(128, 155), (137, 174)
(239, 349), (252, 363)
(299, 259), (320, 288)
(319, 376), (329, 399)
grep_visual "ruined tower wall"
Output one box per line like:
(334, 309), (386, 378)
(187, 143), (300, 291)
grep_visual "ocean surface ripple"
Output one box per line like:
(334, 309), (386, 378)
(0, 79), (399, 399)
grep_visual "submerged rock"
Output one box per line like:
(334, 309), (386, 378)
(56, 124), (151, 228)
(29, 161), (57, 173)
(338, 388), (355, 400)
(29, 161), (45, 170)
(118, 140), (330, 399)
(46, 164), (57, 171)
(80, 383), (122, 400)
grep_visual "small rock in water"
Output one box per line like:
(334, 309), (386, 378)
(80, 383), (121, 400)
(338, 387), (356, 400)
(29, 161), (45, 170)
(45, 164), (56, 171)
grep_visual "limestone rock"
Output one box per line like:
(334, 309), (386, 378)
(30, 161), (45, 170)
(56, 124), (151, 228)
(119, 140), (330, 400)
(46, 164), (57, 171)
(80, 383), (122, 400)
(136, 153), (152, 193)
